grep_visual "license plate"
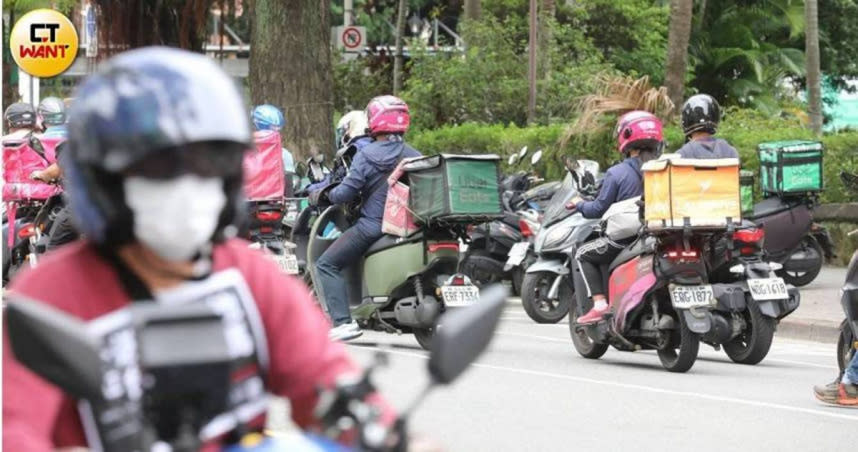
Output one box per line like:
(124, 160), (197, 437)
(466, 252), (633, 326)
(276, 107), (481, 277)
(748, 277), (788, 301)
(273, 254), (299, 275)
(441, 285), (480, 307)
(506, 242), (530, 267)
(670, 285), (714, 309)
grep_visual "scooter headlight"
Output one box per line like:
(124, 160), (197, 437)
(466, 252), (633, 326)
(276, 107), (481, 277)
(542, 226), (572, 252)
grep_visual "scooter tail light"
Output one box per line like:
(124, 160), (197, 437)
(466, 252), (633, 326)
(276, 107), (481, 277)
(428, 242), (459, 253)
(518, 219), (533, 238)
(256, 211), (283, 222)
(733, 228), (764, 244)
(17, 224), (35, 239)
(666, 249), (699, 261)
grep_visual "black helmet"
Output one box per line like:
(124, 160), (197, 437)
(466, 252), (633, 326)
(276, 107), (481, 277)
(681, 94), (721, 137)
(64, 46), (252, 247)
(4, 102), (37, 129)
(37, 97), (67, 126)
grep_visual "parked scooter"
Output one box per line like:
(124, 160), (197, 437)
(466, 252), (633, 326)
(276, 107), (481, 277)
(836, 171), (858, 377)
(749, 195), (834, 286)
(459, 149), (551, 293)
(519, 159), (601, 323)
(6, 279), (507, 452)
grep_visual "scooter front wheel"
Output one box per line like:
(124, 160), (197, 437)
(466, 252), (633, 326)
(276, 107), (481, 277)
(521, 271), (571, 324)
(657, 314), (700, 373)
(568, 307), (608, 359)
(837, 320), (855, 378)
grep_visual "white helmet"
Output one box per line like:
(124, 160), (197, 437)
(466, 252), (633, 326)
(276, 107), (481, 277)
(336, 110), (369, 148)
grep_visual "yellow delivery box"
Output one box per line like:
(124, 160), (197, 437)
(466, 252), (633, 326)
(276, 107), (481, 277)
(643, 157), (741, 230)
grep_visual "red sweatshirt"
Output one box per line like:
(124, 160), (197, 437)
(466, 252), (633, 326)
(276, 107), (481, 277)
(3, 239), (362, 451)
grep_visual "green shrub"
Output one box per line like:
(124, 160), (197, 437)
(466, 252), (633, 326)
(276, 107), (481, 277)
(409, 109), (858, 203)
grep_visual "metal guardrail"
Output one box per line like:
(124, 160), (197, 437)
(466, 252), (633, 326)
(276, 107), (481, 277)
(816, 203), (858, 222)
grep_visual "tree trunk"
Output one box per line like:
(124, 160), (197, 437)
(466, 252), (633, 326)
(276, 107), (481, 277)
(539, 0), (555, 80)
(805, 0), (823, 135)
(393, 0), (407, 95)
(464, 0), (481, 21)
(527, 0), (537, 124)
(664, 0), (694, 113)
(249, 0), (333, 161)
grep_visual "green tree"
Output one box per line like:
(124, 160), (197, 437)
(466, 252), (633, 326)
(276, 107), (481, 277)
(690, 0), (806, 112)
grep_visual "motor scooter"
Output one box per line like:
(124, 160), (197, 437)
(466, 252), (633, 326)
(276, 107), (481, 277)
(517, 159), (601, 323)
(749, 194), (834, 286)
(6, 275), (507, 452)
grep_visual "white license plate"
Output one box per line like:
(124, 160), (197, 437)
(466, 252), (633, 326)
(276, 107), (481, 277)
(506, 242), (530, 267)
(273, 254), (299, 275)
(748, 277), (788, 301)
(670, 285), (714, 309)
(441, 285), (480, 307)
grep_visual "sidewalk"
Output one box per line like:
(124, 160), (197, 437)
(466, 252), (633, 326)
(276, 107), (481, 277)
(775, 266), (845, 343)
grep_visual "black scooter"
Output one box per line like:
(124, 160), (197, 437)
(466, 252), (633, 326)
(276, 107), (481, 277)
(459, 148), (556, 293)
(748, 194), (834, 287)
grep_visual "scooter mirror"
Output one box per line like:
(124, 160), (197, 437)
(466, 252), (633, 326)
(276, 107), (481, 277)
(508, 154), (518, 166)
(6, 298), (103, 401)
(428, 285), (507, 385)
(531, 150), (543, 165)
(518, 146), (528, 159)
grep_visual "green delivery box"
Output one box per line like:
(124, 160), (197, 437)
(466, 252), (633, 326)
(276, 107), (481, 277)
(758, 140), (823, 196)
(740, 170), (755, 216)
(403, 154), (503, 225)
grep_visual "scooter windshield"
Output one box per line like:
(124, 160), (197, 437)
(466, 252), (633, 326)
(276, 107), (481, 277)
(541, 173), (579, 228)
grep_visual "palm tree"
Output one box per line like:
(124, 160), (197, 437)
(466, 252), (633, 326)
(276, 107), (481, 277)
(664, 0), (694, 112)
(805, 0), (822, 135)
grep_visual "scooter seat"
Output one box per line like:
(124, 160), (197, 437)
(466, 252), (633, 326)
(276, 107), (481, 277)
(608, 237), (655, 273)
(749, 197), (793, 220)
(366, 232), (424, 256)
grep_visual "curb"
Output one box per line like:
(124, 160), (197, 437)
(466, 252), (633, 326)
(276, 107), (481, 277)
(776, 318), (842, 344)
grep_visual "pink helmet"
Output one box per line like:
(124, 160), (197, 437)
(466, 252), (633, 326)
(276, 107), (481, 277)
(366, 95), (410, 135)
(615, 110), (664, 154)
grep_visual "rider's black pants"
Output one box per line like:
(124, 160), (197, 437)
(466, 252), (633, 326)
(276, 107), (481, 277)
(574, 236), (632, 298)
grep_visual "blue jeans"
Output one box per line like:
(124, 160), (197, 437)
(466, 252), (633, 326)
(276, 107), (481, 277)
(315, 222), (381, 326)
(845, 349), (858, 385)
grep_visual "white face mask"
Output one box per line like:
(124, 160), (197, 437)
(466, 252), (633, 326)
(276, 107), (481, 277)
(124, 175), (227, 262)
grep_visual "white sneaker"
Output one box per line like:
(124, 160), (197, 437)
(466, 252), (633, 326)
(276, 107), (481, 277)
(329, 321), (363, 341)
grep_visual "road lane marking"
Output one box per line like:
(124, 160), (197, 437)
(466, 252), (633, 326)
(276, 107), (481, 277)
(349, 346), (858, 422)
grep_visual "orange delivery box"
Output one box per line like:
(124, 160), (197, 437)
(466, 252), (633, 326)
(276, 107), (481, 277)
(642, 156), (742, 231)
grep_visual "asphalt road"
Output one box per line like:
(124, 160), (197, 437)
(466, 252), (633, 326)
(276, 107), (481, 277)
(336, 303), (856, 452)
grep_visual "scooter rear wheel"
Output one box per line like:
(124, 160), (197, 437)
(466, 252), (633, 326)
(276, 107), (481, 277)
(657, 314), (700, 373)
(414, 327), (434, 351)
(723, 299), (776, 365)
(778, 237), (823, 287)
(568, 307), (609, 359)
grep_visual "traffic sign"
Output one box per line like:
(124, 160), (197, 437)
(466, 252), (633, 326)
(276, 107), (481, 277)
(336, 26), (365, 52)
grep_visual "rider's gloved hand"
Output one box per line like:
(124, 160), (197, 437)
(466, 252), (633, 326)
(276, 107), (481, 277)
(308, 187), (328, 206)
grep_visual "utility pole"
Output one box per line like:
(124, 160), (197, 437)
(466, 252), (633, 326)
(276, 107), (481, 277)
(344, 0), (353, 26)
(527, 0), (537, 124)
